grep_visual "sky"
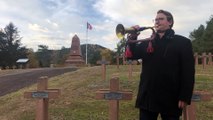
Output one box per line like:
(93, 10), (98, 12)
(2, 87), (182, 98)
(0, 0), (213, 52)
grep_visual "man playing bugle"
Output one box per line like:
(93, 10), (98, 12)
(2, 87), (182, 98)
(126, 9), (195, 120)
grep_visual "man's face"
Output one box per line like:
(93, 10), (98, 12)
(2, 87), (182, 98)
(154, 13), (172, 32)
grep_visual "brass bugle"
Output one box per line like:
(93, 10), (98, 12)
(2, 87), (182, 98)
(116, 24), (155, 40)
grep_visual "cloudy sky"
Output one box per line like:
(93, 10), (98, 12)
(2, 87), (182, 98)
(0, 0), (212, 51)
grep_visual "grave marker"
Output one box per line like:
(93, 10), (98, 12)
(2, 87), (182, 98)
(202, 52), (207, 69)
(114, 54), (123, 69)
(96, 77), (133, 120)
(126, 60), (133, 81)
(122, 55), (126, 65)
(208, 52), (212, 65)
(182, 91), (211, 120)
(194, 53), (199, 65)
(126, 60), (137, 81)
(97, 57), (110, 81)
(24, 76), (60, 120)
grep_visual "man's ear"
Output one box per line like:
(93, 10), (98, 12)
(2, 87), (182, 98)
(168, 20), (173, 28)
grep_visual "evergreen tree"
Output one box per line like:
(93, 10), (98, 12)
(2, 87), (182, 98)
(202, 15), (213, 52)
(36, 45), (51, 67)
(56, 46), (70, 65)
(190, 15), (213, 53)
(190, 24), (205, 53)
(0, 22), (28, 68)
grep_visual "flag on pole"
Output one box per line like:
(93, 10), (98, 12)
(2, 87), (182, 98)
(86, 22), (92, 65)
(87, 22), (92, 30)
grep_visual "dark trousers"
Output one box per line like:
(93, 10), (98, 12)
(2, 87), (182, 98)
(140, 109), (180, 120)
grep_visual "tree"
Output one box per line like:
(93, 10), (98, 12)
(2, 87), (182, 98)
(100, 49), (113, 62)
(202, 15), (213, 53)
(56, 46), (70, 65)
(81, 44), (104, 65)
(190, 15), (213, 53)
(190, 24), (205, 52)
(0, 30), (7, 67)
(36, 45), (51, 67)
(115, 39), (126, 56)
(27, 49), (39, 68)
(0, 22), (28, 69)
(190, 25), (205, 41)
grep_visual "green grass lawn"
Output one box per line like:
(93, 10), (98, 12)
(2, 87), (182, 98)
(0, 65), (213, 120)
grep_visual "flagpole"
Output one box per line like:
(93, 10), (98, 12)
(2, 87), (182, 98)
(86, 23), (88, 65)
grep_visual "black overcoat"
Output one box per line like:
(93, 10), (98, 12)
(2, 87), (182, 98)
(128, 29), (195, 116)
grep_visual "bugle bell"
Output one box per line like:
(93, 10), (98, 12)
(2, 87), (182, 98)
(115, 24), (156, 43)
(116, 24), (152, 39)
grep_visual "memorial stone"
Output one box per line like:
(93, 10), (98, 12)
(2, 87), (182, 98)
(65, 35), (85, 66)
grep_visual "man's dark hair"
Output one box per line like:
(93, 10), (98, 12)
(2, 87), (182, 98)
(157, 10), (174, 28)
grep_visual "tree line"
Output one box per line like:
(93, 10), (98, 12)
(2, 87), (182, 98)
(0, 23), (28, 69)
(190, 15), (213, 53)
(0, 22), (115, 69)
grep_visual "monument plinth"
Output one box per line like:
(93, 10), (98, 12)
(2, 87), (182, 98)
(65, 35), (85, 65)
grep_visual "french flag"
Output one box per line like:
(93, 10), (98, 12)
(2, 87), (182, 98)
(87, 22), (92, 30)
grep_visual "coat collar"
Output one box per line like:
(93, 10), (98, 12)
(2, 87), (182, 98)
(156, 29), (175, 40)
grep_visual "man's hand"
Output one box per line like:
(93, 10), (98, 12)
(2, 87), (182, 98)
(178, 100), (187, 109)
(131, 25), (140, 30)
(127, 25), (140, 40)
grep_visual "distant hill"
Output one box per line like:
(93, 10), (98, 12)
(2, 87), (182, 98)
(80, 44), (106, 64)
(81, 44), (114, 65)
(50, 44), (115, 65)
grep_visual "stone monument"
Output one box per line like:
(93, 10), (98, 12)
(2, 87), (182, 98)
(65, 35), (85, 65)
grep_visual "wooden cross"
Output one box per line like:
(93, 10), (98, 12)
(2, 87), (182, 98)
(208, 52), (212, 65)
(114, 54), (123, 69)
(96, 77), (133, 120)
(194, 53), (199, 65)
(126, 60), (137, 81)
(182, 91), (212, 120)
(24, 76), (60, 120)
(96, 57), (110, 81)
(126, 60), (133, 81)
(202, 52), (207, 69)
(122, 55), (126, 65)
